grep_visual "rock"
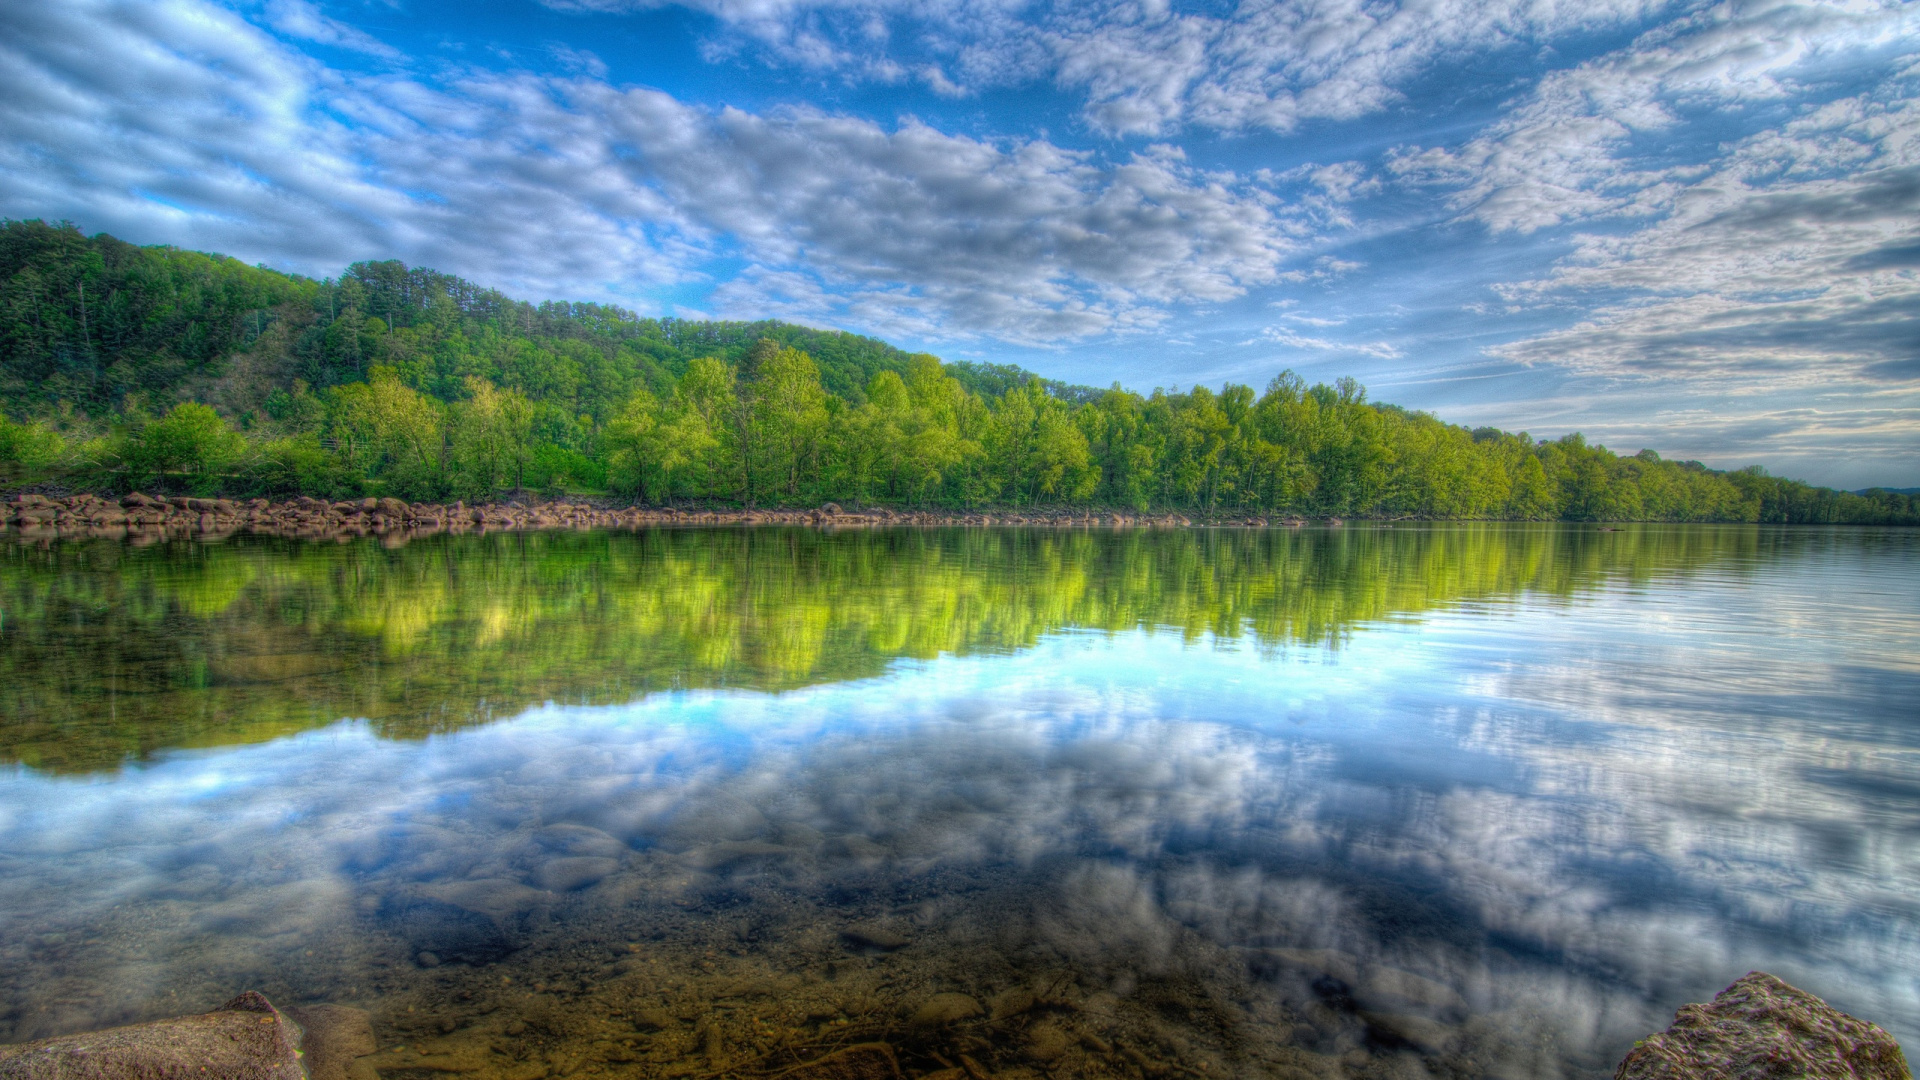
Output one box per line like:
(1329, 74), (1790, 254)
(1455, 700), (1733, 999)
(1360, 966), (1466, 1013)
(990, 986), (1038, 1020)
(379, 895), (518, 966)
(1359, 1011), (1458, 1052)
(1615, 972), (1911, 1080)
(280, 1004), (377, 1080)
(0, 991), (304, 1080)
(1025, 1020), (1074, 1061)
(908, 993), (982, 1030)
(422, 876), (556, 914)
(534, 856), (618, 891)
(842, 921), (910, 952)
(377, 498), (410, 518)
(119, 493), (156, 509)
(678, 840), (793, 870)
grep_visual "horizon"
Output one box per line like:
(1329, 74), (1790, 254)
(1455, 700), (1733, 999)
(3, 0), (1917, 488)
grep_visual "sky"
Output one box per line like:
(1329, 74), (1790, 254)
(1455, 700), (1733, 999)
(1, 0), (1917, 487)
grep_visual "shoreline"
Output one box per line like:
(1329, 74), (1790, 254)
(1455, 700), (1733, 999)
(6, 491), (1874, 543)
(2, 492), (1331, 543)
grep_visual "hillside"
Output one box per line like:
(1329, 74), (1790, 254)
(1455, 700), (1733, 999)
(0, 219), (1913, 525)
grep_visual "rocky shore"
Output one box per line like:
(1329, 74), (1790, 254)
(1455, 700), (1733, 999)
(2, 492), (1314, 544)
(0, 974), (1906, 1080)
(0, 992), (375, 1080)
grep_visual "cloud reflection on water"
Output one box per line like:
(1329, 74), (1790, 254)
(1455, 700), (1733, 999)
(0, 537), (1915, 1077)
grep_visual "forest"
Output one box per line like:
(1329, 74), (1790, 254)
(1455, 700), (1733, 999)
(1, 219), (1913, 524)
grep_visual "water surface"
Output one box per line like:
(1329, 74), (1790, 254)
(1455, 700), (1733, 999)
(1, 524), (1915, 1080)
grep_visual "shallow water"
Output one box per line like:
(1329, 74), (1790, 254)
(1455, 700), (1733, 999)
(1, 524), (1916, 1080)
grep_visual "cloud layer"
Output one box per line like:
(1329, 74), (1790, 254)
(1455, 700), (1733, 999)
(548, 0), (1669, 137)
(0, 0), (1294, 343)
(1, 0), (1918, 478)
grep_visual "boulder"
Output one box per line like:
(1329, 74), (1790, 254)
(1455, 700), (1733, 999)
(908, 993), (982, 1031)
(1616, 972), (1910, 1080)
(0, 991), (303, 1080)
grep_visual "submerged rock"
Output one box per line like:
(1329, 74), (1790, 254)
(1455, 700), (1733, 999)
(1615, 972), (1910, 1080)
(0, 991), (303, 1080)
(841, 920), (911, 952)
(907, 993), (982, 1031)
(281, 1004), (378, 1080)
(534, 855), (618, 891)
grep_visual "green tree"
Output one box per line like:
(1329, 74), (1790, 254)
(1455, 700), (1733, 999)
(449, 378), (533, 499)
(128, 402), (246, 492)
(748, 344), (830, 501)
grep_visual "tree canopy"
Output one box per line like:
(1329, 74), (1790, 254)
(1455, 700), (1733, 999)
(1, 219), (1913, 524)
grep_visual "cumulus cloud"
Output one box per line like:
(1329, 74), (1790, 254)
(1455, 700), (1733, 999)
(544, 0), (1670, 137)
(0, 0), (1293, 342)
(1339, 0), (1920, 473)
(1489, 88), (1920, 384)
(1389, 0), (1920, 234)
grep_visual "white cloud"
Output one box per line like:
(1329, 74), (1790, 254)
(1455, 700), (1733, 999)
(1276, 252), (1365, 282)
(1491, 89), (1920, 384)
(1255, 323), (1400, 359)
(537, 0), (1670, 137)
(261, 0), (401, 58)
(0, 0), (1297, 343)
(1390, 0), (1920, 234)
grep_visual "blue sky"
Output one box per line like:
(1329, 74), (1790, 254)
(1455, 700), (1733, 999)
(2, 0), (1917, 486)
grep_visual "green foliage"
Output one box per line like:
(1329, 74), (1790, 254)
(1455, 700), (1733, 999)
(0, 221), (1911, 522)
(0, 220), (313, 411)
(127, 403), (246, 492)
(528, 443), (606, 496)
(0, 523), (1780, 773)
(0, 418), (67, 482)
(247, 434), (359, 499)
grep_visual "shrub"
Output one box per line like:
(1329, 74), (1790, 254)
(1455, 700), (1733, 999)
(0, 419), (67, 481)
(127, 403), (246, 493)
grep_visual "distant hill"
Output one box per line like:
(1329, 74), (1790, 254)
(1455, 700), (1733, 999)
(1855, 487), (1920, 496)
(1, 218), (1914, 525)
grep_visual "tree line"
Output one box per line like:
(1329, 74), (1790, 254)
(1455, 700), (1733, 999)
(1, 218), (1913, 523)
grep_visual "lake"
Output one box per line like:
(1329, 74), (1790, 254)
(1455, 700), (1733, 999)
(1, 524), (1915, 1080)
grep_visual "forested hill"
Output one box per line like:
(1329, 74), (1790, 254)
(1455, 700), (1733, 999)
(1, 219), (1914, 524)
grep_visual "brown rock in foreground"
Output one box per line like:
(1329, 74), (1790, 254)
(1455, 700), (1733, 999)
(0, 992), (302, 1080)
(1616, 972), (1910, 1080)
(282, 1004), (379, 1080)
(0, 993), (378, 1080)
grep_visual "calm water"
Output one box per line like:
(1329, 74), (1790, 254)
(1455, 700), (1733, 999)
(1, 524), (1916, 1080)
